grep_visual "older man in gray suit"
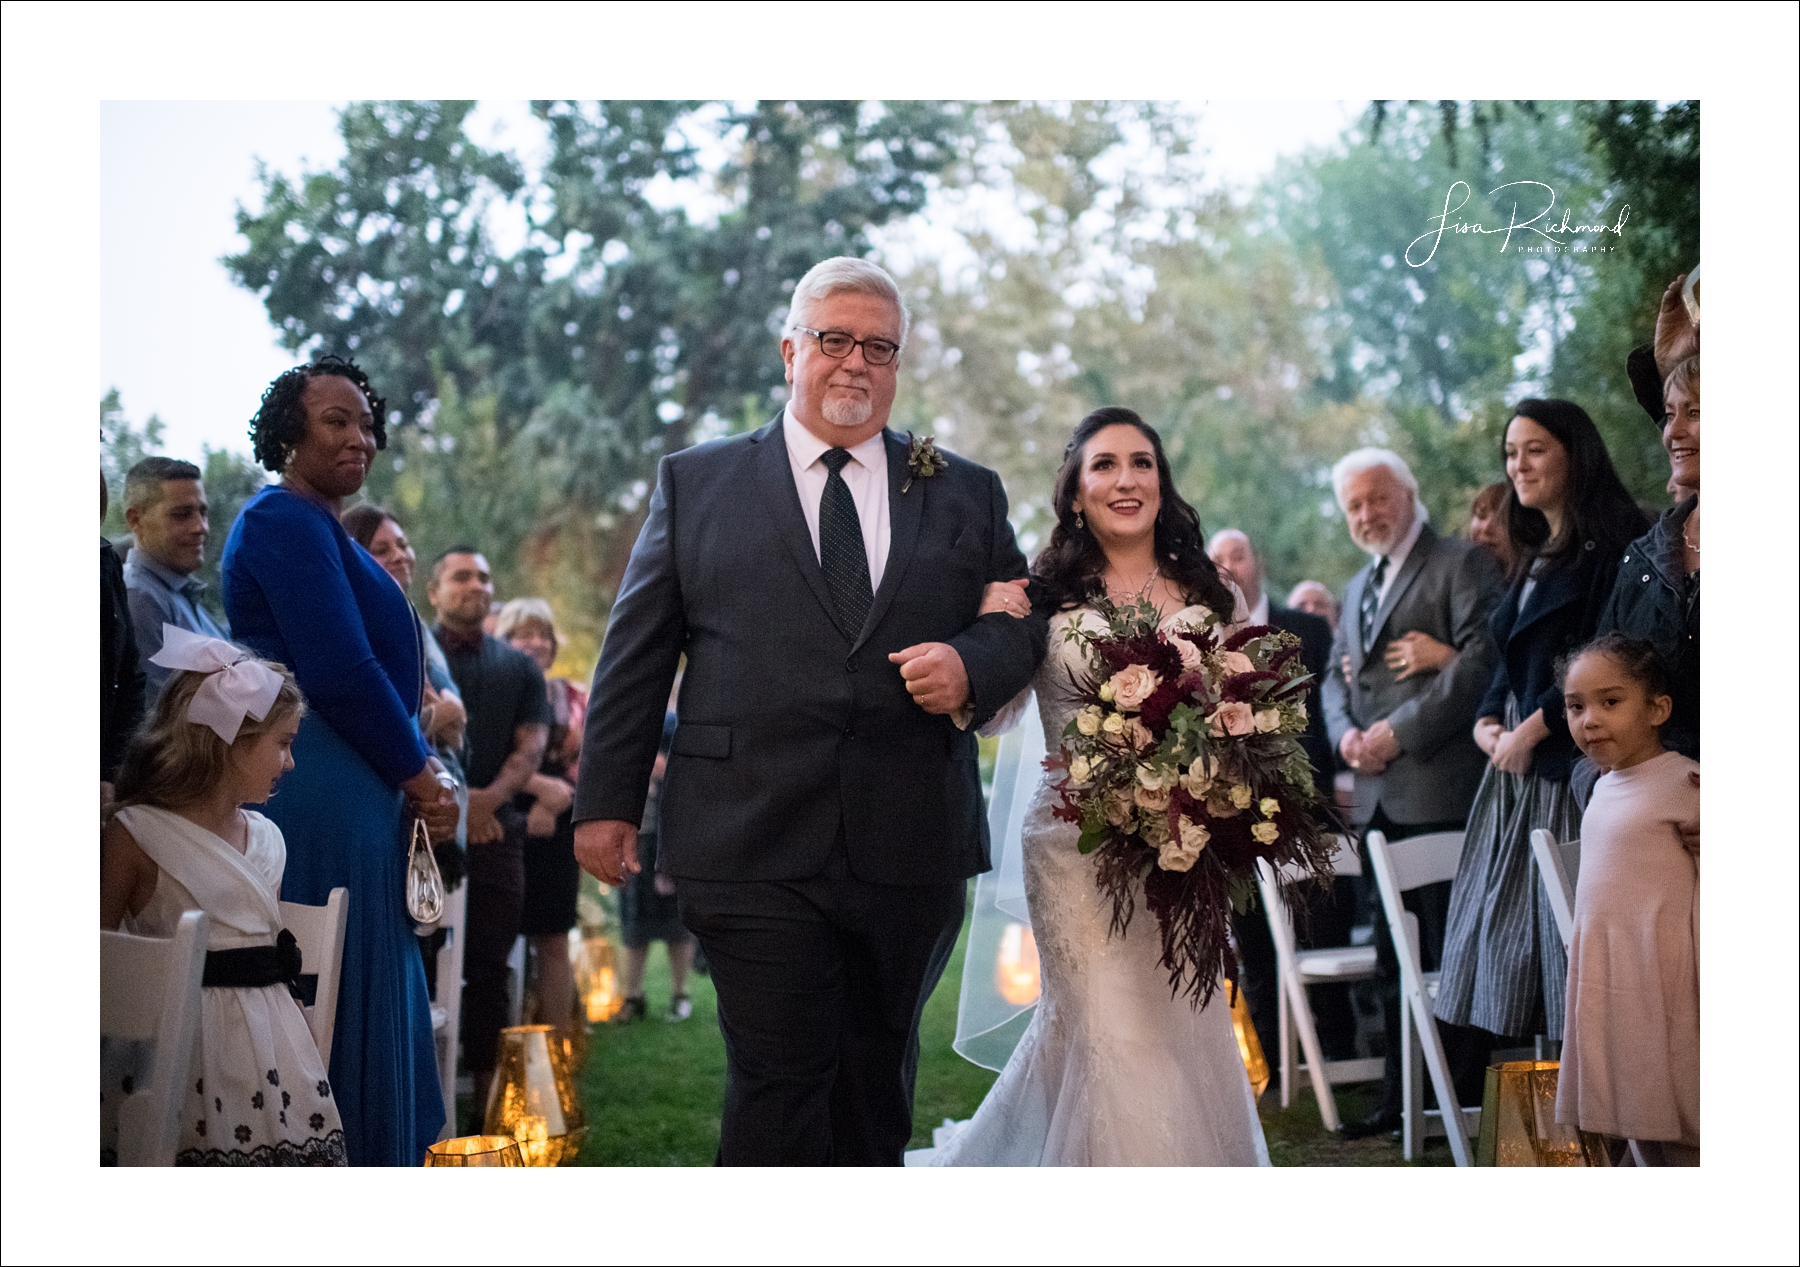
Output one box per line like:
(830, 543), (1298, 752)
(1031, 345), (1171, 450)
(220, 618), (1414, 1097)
(1321, 448), (1502, 1137)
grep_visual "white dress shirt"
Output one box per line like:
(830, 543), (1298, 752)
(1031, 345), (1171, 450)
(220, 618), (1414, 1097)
(1246, 590), (1270, 627)
(1369, 510), (1426, 608)
(782, 405), (890, 591)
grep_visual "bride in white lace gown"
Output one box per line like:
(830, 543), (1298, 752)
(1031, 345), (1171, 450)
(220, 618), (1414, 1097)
(933, 409), (1269, 1167)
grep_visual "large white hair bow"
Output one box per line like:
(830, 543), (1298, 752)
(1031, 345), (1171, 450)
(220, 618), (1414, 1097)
(149, 625), (284, 744)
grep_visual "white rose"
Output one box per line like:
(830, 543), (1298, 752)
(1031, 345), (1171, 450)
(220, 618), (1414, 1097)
(1137, 764), (1174, 791)
(1230, 783), (1253, 809)
(1069, 755), (1092, 784)
(1254, 708), (1281, 733)
(1259, 796), (1281, 817)
(1180, 763), (1214, 798)
(1102, 711), (1126, 736)
(1098, 679), (1116, 703)
(1075, 706), (1103, 737)
(1251, 821), (1280, 845)
(1159, 816), (1209, 871)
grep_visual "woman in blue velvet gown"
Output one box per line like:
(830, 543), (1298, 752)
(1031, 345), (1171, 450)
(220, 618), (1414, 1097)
(223, 356), (458, 1165)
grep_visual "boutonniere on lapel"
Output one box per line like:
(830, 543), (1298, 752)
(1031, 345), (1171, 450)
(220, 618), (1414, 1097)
(901, 432), (948, 493)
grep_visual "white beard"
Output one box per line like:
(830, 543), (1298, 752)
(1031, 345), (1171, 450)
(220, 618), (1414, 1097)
(821, 395), (874, 428)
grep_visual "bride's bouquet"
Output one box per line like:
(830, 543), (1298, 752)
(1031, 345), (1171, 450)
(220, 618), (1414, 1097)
(1049, 597), (1342, 1008)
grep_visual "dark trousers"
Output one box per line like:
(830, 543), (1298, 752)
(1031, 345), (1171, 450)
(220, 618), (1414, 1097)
(460, 808), (526, 1074)
(1233, 876), (1360, 1062)
(675, 842), (965, 1167)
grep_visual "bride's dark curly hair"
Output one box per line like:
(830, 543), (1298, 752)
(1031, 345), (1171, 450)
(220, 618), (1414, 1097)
(1033, 407), (1236, 617)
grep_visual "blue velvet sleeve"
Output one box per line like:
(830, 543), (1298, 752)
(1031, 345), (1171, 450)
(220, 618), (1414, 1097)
(232, 493), (432, 787)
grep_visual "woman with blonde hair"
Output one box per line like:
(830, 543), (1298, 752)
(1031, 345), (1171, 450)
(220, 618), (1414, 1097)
(494, 597), (586, 1035)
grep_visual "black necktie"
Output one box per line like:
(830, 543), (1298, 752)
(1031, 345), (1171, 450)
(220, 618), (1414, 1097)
(819, 448), (874, 633)
(1360, 555), (1389, 653)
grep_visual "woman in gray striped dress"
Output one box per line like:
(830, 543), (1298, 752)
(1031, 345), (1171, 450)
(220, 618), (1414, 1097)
(1433, 400), (1649, 1054)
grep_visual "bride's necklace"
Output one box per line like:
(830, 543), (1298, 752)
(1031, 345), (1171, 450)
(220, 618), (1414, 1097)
(1104, 564), (1161, 603)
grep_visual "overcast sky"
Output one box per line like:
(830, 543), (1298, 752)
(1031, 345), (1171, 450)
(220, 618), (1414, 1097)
(100, 100), (1358, 463)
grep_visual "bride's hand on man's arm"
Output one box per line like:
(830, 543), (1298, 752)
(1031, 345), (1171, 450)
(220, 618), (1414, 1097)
(980, 578), (1031, 618)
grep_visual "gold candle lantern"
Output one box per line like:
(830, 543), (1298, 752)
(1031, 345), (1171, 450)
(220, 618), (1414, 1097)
(1475, 1060), (1610, 1167)
(575, 926), (624, 1024)
(1228, 983), (1270, 1101)
(423, 1135), (524, 1166)
(995, 923), (1042, 1007)
(484, 1024), (587, 1166)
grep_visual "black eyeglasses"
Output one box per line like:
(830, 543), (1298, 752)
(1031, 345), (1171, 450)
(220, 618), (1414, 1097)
(790, 325), (902, 367)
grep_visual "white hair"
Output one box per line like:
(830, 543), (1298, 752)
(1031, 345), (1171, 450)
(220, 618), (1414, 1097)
(786, 256), (910, 343)
(1329, 447), (1428, 521)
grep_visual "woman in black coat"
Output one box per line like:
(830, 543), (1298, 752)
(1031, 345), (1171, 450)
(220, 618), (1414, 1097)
(1598, 355), (1699, 760)
(1434, 400), (1651, 1055)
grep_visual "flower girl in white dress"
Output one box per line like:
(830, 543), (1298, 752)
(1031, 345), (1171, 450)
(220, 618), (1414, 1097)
(935, 408), (1269, 1167)
(101, 627), (347, 1165)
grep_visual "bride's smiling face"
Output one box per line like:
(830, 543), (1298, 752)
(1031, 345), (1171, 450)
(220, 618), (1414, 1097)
(1073, 424), (1161, 546)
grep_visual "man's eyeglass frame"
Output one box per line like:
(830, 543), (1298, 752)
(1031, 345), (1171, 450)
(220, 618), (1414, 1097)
(790, 325), (902, 367)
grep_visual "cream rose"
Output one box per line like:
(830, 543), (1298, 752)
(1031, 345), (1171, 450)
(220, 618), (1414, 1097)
(1251, 821), (1280, 845)
(1220, 650), (1256, 676)
(1075, 706), (1104, 737)
(1159, 816), (1209, 871)
(1102, 711), (1126, 736)
(1098, 679), (1116, 703)
(1104, 787), (1136, 827)
(1173, 636), (1205, 671)
(1134, 782), (1172, 812)
(1180, 763), (1214, 798)
(1107, 664), (1162, 712)
(1254, 708), (1281, 733)
(1069, 754), (1092, 785)
(1137, 764), (1175, 791)
(1121, 717), (1155, 751)
(1230, 783), (1253, 809)
(1210, 701), (1255, 736)
(1259, 796), (1281, 817)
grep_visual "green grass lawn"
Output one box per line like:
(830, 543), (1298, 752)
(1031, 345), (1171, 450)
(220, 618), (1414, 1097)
(570, 901), (1453, 1166)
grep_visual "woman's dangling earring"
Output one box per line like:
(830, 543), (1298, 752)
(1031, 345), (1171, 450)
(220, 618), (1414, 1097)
(1074, 508), (1085, 533)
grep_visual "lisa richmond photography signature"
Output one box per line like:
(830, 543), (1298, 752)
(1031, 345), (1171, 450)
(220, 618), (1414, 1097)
(1406, 180), (1631, 266)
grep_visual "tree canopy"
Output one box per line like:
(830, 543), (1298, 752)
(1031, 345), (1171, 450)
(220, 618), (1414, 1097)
(214, 99), (1696, 674)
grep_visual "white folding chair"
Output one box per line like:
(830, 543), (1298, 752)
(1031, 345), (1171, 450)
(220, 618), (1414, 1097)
(101, 910), (209, 1166)
(278, 887), (348, 1063)
(1529, 829), (1581, 952)
(1366, 830), (1480, 1166)
(431, 881), (468, 1139)
(1255, 837), (1381, 1131)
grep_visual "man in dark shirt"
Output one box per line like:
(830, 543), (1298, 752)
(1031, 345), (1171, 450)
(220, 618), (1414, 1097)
(430, 545), (552, 1124)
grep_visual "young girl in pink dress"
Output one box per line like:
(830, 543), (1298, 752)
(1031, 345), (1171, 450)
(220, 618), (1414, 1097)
(1554, 633), (1699, 1165)
(101, 627), (347, 1165)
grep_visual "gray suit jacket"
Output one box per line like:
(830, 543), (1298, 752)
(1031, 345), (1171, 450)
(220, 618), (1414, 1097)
(1322, 523), (1502, 828)
(571, 418), (1047, 887)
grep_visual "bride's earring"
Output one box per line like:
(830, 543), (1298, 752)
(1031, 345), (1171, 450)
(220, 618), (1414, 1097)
(1074, 508), (1085, 532)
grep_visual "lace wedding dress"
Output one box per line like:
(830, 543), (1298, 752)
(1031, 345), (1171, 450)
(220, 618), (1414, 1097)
(932, 603), (1270, 1167)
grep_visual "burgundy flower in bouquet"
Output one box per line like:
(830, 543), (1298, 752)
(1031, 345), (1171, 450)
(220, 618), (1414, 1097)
(1049, 595), (1342, 1008)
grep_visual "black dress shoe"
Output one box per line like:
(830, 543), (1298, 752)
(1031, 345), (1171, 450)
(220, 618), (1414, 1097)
(1340, 1107), (1402, 1140)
